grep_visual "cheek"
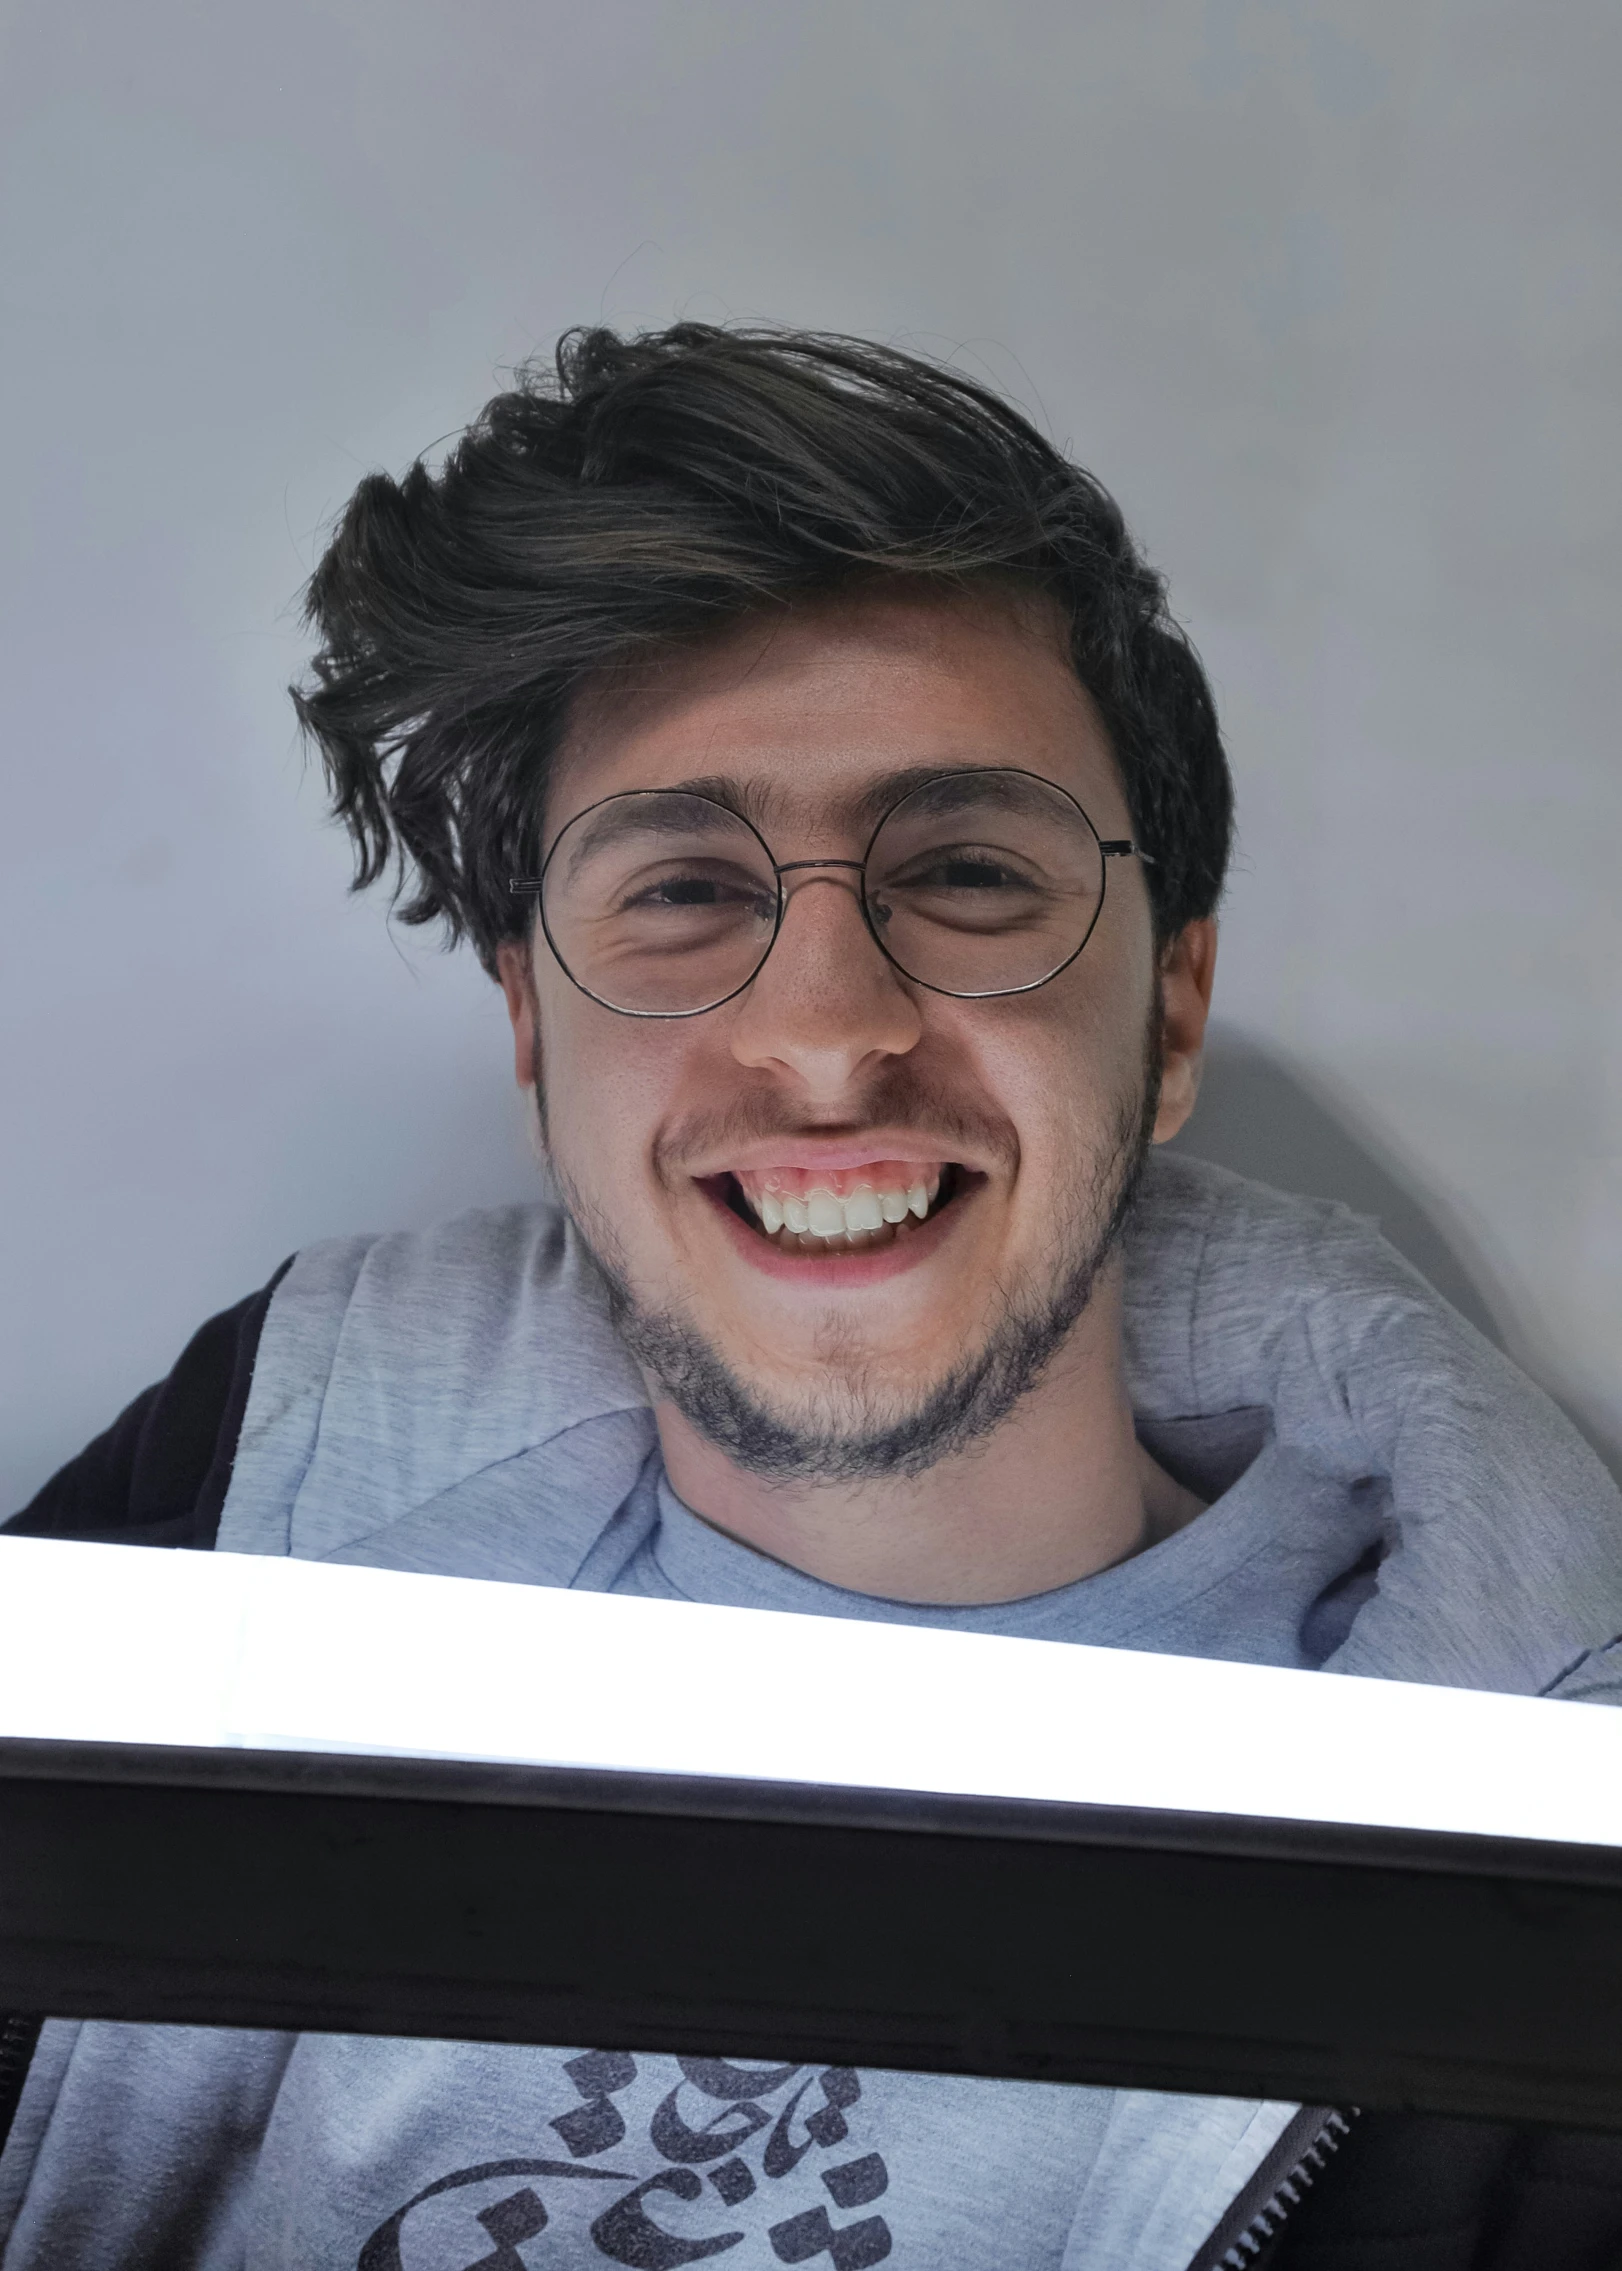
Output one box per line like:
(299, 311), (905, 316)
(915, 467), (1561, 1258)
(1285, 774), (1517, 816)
(989, 965), (1146, 1098)
(535, 1001), (635, 1171)
(968, 968), (1154, 1175)
(535, 993), (690, 1194)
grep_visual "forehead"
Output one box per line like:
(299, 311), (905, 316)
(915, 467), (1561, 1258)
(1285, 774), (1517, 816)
(547, 583), (1125, 836)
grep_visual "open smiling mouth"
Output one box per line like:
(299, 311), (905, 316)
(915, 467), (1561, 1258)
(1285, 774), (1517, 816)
(709, 1163), (971, 1256)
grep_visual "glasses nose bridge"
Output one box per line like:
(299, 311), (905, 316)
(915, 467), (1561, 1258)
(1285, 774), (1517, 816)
(770, 856), (871, 920)
(774, 856), (867, 881)
(759, 854), (890, 985)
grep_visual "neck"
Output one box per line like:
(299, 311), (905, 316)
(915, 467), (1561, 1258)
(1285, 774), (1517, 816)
(651, 1265), (1202, 1605)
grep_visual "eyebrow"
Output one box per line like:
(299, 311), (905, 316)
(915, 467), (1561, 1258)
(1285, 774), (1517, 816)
(557, 789), (748, 886)
(659, 763), (1005, 834)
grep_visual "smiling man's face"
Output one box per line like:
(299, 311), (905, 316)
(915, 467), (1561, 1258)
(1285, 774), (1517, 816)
(499, 581), (1207, 1483)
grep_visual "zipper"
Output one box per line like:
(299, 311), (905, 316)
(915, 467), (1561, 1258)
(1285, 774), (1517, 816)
(1188, 2106), (1358, 2270)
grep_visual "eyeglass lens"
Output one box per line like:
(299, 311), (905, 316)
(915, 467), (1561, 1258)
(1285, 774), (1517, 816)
(540, 773), (1106, 1016)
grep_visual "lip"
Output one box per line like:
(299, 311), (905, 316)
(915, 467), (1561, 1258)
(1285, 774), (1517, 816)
(698, 1172), (977, 1286)
(690, 1132), (989, 1178)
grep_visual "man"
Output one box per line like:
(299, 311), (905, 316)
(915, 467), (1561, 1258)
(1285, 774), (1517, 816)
(4, 325), (1621, 2269)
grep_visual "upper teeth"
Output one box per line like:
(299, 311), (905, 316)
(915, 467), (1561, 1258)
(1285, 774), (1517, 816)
(754, 1182), (934, 1239)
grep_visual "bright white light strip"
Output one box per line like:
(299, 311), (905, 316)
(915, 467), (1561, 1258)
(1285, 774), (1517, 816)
(1, 1535), (1620, 1848)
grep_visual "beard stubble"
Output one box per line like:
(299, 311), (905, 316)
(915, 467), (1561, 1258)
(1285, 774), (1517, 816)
(543, 995), (1164, 1486)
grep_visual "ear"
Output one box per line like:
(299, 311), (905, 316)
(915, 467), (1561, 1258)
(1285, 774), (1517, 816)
(495, 940), (542, 1091)
(1151, 918), (1217, 1144)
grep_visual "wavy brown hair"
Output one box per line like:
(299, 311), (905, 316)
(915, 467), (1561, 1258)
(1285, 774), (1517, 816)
(294, 324), (1233, 975)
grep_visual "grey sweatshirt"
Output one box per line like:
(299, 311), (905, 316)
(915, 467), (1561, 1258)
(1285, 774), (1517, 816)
(3, 1153), (1620, 2271)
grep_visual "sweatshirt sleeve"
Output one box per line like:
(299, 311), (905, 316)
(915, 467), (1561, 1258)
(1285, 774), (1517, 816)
(3, 1260), (294, 1551)
(1123, 1151), (1622, 1697)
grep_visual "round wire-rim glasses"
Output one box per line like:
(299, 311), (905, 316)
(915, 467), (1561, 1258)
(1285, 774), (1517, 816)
(508, 764), (1156, 1020)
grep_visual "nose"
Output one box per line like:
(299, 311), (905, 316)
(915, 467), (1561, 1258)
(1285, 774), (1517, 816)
(728, 868), (923, 1097)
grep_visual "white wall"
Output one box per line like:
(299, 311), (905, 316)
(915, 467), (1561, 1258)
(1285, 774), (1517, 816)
(3, 0), (1618, 1510)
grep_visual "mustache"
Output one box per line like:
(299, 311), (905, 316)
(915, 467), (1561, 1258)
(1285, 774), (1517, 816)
(653, 1070), (1020, 1181)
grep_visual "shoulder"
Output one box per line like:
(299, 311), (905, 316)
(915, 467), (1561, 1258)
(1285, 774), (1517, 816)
(1127, 1148), (1394, 1292)
(1122, 1150), (1414, 1417)
(1127, 1150), (1622, 1693)
(219, 1200), (651, 1561)
(7, 1199), (649, 1557)
(5, 1259), (294, 1546)
(258, 1198), (642, 1417)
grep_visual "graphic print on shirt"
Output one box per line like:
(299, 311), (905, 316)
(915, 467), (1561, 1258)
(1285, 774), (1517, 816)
(359, 2052), (893, 2269)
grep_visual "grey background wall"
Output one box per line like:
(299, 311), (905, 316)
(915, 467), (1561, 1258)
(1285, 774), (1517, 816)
(2, 0), (1618, 1511)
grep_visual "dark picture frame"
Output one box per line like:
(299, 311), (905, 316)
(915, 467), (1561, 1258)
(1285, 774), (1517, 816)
(4, 1736), (1621, 2129)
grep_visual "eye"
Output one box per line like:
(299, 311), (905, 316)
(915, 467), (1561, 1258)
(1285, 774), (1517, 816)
(613, 861), (776, 923)
(880, 845), (1045, 898)
(643, 876), (732, 907)
(920, 854), (1025, 891)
